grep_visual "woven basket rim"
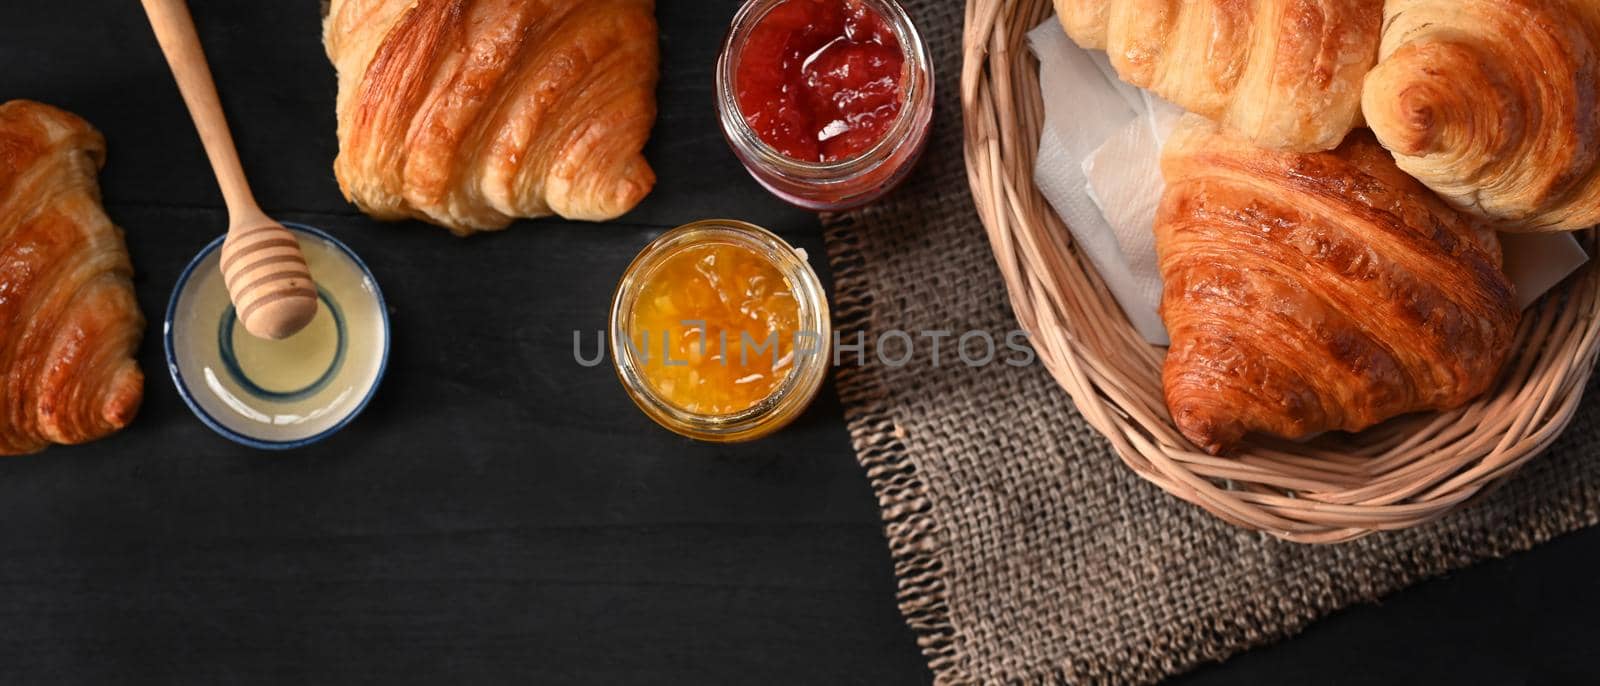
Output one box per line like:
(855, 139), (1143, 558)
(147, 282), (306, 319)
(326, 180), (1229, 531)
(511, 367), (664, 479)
(959, 0), (1600, 543)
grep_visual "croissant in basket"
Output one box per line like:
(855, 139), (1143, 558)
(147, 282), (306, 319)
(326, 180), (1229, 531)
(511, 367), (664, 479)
(0, 101), (144, 455)
(323, 0), (659, 235)
(1054, 0), (1383, 152)
(1155, 116), (1520, 455)
(1362, 0), (1600, 232)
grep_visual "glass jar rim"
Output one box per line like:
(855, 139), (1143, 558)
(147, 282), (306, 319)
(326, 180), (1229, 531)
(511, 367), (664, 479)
(609, 220), (832, 442)
(716, 0), (934, 179)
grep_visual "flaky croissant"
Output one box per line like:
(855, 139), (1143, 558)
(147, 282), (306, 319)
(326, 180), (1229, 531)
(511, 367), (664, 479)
(1054, 0), (1383, 152)
(1362, 0), (1600, 232)
(0, 101), (143, 455)
(324, 0), (659, 235)
(1156, 116), (1519, 455)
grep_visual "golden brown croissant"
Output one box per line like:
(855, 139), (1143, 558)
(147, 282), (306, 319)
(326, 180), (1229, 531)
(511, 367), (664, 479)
(324, 0), (659, 235)
(1054, 0), (1383, 152)
(1362, 0), (1600, 232)
(1155, 116), (1519, 454)
(0, 101), (143, 455)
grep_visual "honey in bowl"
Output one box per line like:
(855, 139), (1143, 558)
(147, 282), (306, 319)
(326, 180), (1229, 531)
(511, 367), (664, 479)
(166, 223), (389, 450)
(611, 220), (830, 442)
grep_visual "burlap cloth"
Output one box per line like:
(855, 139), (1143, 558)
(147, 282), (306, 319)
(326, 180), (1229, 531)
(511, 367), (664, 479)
(818, 2), (1600, 683)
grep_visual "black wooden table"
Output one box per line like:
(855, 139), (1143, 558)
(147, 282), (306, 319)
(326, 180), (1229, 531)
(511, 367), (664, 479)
(1, 2), (1595, 683)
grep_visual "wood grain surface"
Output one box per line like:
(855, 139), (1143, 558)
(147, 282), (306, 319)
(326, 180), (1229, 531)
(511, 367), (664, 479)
(0, 1), (1594, 683)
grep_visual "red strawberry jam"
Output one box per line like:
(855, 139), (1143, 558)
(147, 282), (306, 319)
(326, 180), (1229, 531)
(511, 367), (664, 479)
(735, 0), (905, 163)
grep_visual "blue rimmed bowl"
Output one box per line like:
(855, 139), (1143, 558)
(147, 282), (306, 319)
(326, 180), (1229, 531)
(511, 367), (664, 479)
(165, 223), (389, 450)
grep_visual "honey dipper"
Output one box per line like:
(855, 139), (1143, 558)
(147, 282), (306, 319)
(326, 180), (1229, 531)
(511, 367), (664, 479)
(141, 0), (318, 340)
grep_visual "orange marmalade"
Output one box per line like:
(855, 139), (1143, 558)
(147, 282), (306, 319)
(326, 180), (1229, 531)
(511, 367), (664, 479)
(611, 221), (830, 442)
(628, 242), (799, 415)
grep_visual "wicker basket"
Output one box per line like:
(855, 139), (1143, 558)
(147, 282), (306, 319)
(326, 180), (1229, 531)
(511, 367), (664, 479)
(961, 0), (1600, 543)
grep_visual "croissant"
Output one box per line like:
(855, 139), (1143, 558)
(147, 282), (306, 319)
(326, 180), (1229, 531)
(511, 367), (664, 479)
(1362, 0), (1600, 232)
(324, 0), (659, 235)
(1054, 0), (1383, 152)
(1156, 116), (1519, 454)
(0, 101), (143, 455)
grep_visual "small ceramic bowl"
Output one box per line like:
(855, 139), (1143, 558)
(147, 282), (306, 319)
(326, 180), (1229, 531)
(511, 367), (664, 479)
(165, 223), (389, 450)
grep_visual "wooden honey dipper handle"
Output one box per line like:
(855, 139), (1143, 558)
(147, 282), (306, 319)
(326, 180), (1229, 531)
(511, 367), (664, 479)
(141, 0), (317, 340)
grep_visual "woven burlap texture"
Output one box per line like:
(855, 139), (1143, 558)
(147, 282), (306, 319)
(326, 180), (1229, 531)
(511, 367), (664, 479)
(819, 1), (1600, 683)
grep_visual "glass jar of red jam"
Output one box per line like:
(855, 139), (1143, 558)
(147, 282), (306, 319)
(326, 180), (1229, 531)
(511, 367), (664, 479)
(716, 0), (934, 211)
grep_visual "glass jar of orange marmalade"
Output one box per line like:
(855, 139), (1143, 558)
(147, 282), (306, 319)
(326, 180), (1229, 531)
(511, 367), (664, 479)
(716, 0), (934, 211)
(610, 220), (831, 442)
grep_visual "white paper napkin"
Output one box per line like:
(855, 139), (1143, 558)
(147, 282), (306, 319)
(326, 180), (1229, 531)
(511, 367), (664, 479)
(1501, 232), (1592, 310)
(1027, 21), (1168, 345)
(1027, 17), (1590, 345)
